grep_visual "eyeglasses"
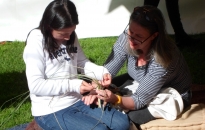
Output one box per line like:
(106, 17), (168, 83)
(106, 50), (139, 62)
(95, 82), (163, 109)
(123, 24), (153, 44)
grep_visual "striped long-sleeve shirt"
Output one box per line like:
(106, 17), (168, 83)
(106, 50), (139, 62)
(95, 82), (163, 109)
(104, 33), (192, 110)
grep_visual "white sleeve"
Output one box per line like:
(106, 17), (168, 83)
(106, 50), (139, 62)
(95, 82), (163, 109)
(23, 30), (82, 96)
(74, 35), (110, 80)
(84, 62), (109, 80)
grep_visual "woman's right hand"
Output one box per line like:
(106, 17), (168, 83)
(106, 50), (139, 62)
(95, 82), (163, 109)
(80, 81), (95, 95)
(82, 91), (98, 105)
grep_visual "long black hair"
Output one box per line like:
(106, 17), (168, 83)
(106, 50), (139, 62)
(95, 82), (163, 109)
(26, 0), (79, 59)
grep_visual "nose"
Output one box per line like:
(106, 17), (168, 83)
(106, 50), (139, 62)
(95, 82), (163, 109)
(128, 36), (136, 43)
(63, 35), (70, 41)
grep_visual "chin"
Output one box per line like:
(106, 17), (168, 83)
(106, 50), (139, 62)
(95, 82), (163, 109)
(56, 40), (65, 43)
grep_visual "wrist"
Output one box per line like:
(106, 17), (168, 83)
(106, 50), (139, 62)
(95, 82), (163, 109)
(109, 84), (120, 94)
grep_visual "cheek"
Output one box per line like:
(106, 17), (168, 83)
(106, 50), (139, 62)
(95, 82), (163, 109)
(51, 31), (60, 39)
(52, 34), (62, 40)
(128, 40), (135, 49)
(51, 32), (57, 39)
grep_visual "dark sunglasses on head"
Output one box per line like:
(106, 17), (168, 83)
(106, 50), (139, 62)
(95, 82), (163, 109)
(132, 6), (155, 22)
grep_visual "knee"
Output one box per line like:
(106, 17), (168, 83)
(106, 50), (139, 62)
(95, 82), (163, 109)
(114, 115), (130, 130)
(128, 112), (140, 124)
(128, 110), (155, 125)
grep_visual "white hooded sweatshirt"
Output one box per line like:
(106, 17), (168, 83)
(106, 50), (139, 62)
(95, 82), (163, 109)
(23, 29), (109, 116)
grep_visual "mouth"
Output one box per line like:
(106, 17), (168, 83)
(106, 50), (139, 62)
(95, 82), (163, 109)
(56, 39), (66, 44)
(130, 41), (138, 47)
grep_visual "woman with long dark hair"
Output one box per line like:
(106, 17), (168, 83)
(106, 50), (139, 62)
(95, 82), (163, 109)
(23, 0), (129, 129)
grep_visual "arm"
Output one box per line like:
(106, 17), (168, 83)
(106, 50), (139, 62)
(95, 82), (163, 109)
(104, 33), (128, 77)
(96, 61), (170, 110)
(95, 89), (135, 110)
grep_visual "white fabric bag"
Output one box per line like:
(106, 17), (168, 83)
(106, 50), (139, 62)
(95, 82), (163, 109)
(119, 80), (184, 120)
(148, 87), (184, 120)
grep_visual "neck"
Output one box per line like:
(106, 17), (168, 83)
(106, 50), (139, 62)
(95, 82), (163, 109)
(136, 55), (147, 66)
(136, 48), (152, 66)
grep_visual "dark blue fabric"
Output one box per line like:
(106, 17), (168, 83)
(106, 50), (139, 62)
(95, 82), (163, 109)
(7, 123), (28, 130)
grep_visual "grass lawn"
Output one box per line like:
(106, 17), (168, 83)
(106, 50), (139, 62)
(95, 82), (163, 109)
(0, 34), (205, 129)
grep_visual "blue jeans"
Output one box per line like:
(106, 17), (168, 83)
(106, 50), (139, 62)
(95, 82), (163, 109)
(35, 100), (130, 130)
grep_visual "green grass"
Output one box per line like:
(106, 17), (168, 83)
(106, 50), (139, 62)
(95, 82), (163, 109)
(79, 36), (127, 75)
(0, 34), (205, 129)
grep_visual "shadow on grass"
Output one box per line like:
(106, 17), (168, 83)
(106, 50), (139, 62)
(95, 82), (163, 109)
(0, 71), (29, 109)
(170, 34), (205, 84)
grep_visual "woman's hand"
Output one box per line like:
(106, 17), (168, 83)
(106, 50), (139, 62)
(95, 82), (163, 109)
(96, 89), (118, 104)
(82, 90), (98, 105)
(82, 95), (98, 105)
(100, 73), (111, 88)
(80, 81), (95, 94)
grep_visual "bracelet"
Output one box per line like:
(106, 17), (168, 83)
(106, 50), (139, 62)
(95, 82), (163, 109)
(114, 95), (122, 106)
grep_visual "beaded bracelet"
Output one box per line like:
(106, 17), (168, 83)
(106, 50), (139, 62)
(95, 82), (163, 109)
(114, 95), (122, 106)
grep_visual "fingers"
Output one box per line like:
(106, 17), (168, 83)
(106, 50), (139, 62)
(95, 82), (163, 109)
(81, 81), (92, 89)
(91, 81), (98, 89)
(89, 89), (97, 95)
(103, 100), (107, 107)
(96, 89), (110, 101)
(82, 89), (112, 107)
(80, 80), (105, 95)
(96, 89), (107, 97)
(80, 81), (94, 94)
(82, 95), (97, 105)
(103, 73), (111, 80)
(81, 80), (89, 86)
(101, 73), (112, 87)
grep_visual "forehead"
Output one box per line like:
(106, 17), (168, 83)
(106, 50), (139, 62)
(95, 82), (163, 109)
(129, 21), (150, 35)
(53, 25), (76, 33)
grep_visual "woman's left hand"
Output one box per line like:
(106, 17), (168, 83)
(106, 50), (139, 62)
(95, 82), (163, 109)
(100, 73), (111, 88)
(80, 81), (95, 94)
(96, 89), (116, 104)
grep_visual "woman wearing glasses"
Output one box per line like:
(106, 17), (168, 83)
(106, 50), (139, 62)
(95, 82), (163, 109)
(83, 5), (192, 128)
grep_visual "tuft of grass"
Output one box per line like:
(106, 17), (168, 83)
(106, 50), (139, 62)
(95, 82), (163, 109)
(0, 33), (205, 129)
(0, 102), (32, 130)
(0, 41), (25, 73)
